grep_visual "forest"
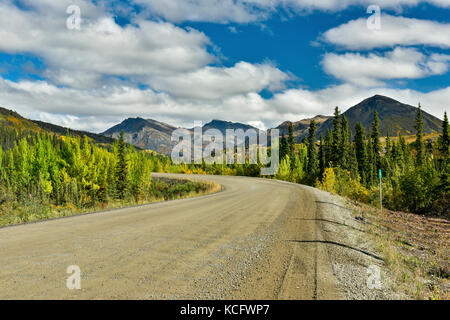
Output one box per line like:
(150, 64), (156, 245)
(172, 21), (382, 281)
(0, 129), (215, 226)
(280, 106), (449, 217)
(0, 106), (448, 225)
(165, 106), (449, 217)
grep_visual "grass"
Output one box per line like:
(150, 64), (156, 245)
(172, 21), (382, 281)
(0, 177), (221, 228)
(350, 201), (449, 300)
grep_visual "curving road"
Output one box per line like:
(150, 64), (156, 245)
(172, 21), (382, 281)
(0, 174), (342, 299)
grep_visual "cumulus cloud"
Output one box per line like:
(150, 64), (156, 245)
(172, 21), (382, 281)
(134, 0), (450, 23)
(0, 0), (448, 134)
(148, 62), (291, 100)
(322, 14), (450, 50)
(0, 1), (213, 88)
(1, 77), (447, 133)
(322, 47), (450, 86)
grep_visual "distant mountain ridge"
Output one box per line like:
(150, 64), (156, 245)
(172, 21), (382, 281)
(102, 118), (260, 154)
(275, 115), (332, 141)
(200, 120), (260, 134)
(102, 117), (179, 155)
(101, 95), (443, 153)
(316, 95), (442, 140)
(281, 95), (443, 142)
(2, 95), (444, 155)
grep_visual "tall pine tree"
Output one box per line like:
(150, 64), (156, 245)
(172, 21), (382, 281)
(439, 112), (449, 160)
(288, 122), (295, 169)
(415, 103), (425, 166)
(318, 135), (325, 179)
(307, 120), (318, 178)
(115, 131), (128, 200)
(324, 129), (333, 167)
(354, 122), (368, 184)
(340, 115), (352, 170)
(331, 107), (341, 165)
(280, 134), (289, 159)
(371, 111), (381, 179)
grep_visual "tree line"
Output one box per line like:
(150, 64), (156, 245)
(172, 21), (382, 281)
(278, 107), (449, 216)
(0, 128), (165, 224)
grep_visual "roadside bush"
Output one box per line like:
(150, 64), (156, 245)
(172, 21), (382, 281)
(317, 167), (369, 203)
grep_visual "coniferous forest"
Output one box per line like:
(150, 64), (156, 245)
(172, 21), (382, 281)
(165, 106), (449, 217)
(277, 107), (449, 217)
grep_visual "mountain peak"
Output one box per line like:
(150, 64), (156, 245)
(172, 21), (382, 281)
(316, 95), (441, 138)
(366, 94), (401, 103)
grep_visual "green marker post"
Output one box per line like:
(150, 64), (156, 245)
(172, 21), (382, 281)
(379, 169), (382, 213)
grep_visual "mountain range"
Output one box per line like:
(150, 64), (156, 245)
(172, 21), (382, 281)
(102, 95), (444, 152)
(0, 95), (444, 155)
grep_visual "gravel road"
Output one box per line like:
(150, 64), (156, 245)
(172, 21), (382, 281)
(0, 174), (387, 299)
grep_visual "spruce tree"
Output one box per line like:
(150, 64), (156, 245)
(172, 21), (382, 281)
(331, 107), (341, 164)
(340, 115), (352, 170)
(367, 129), (375, 185)
(115, 131), (128, 200)
(318, 135), (325, 179)
(288, 122), (295, 169)
(383, 129), (392, 177)
(415, 103), (425, 166)
(385, 130), (391, 158)
(354, 122), (367, 183)
(307, 120), (318, 178)
(439, 112), (449, 159)
(324, 129), (333, 167)
(371, 111), (381, 174)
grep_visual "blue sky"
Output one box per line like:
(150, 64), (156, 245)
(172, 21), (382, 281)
(0, 0), (448, 132)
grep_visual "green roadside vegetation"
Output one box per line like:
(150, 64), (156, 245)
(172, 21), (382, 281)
(0, 128), (219, 227)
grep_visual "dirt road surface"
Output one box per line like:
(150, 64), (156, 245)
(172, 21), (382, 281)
(0, 174), (344, 299)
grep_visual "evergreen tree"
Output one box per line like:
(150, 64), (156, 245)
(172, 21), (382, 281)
(307, 120), (318, 178)
(354, 122), (368, 183)
(115, 131), (128, 200)
(371, 111), (381, 176)
(439, 112), (449, 160)
(331, 107), (341, 164)
(415, 103), (425, 166)
(383, 129), (393, 178)
(324, 129), (333, 167)
(280, 134), (289, 159)
(288, 122), (296, 169)
(339, 115), (352, 170)
(367, 129), (375, 185)
(385, 129), (392, 159)
(318, 135), (325, 179)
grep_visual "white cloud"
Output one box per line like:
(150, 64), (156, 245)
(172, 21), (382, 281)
(268, 83), (449, 123)
(0, 1), (213, 88)
(322, 47), (450, 86)
(323, 14), (450, 50)
(0, 1), (290, 100)
(0, 0), (448, 134)
(134, 0), (450, 23)
(1, 77), (447, 133)
(148, 62), (291, 100)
